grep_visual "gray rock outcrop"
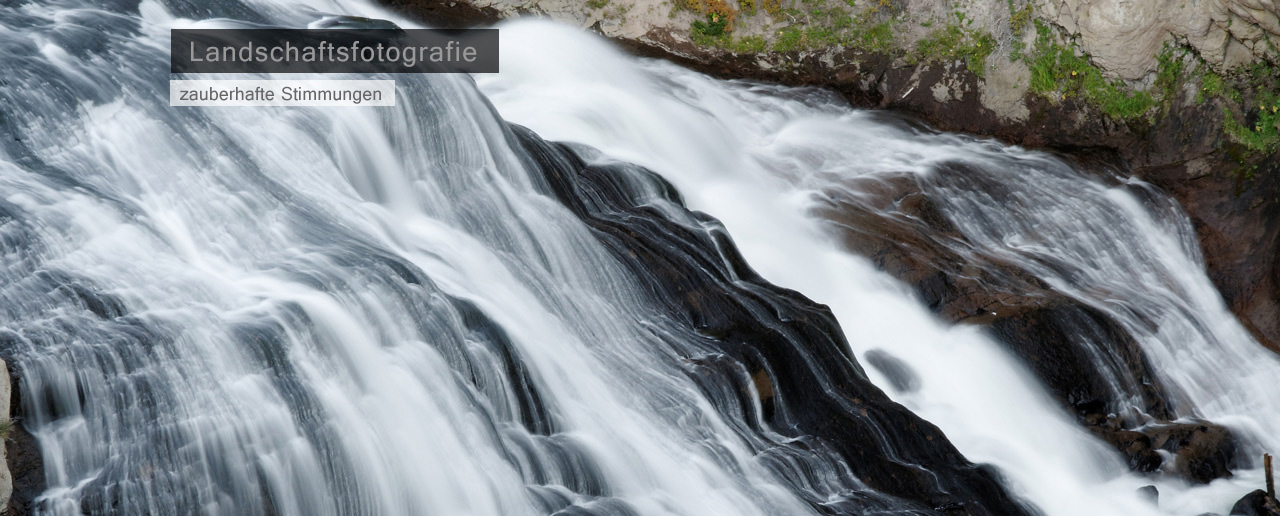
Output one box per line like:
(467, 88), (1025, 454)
(0, 360), (13, 513)
(1047, 0), (1280, 79)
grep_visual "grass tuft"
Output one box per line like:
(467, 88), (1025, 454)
(911, 23), (995, 78)
(1223, 90), (1280, 153)
(692, 12), (730, 37)
(1026, 20), (1156, 119)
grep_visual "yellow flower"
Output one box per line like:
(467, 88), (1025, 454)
(1061, 94), (1066, 100)
(1070, 70), (1077, 76)
(1272, 106), (1278, 112)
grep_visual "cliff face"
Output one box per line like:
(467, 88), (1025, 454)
(383, 0), (1280, 355)
(0, 359), (43, 516)
(1049, 0), (1280, 79)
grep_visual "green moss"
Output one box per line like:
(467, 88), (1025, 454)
(1010, 39), (1027, 62)
(695, 32), (769, 52)
(753, 1), (898, 53)
(727, 34), (768, 52)
(804, 26), (839, 46)
(1248, 61), (1278, 83)
(1229, 88), (1244, 104)
(739, 0), (756, 16)
(1198, 69), (1224, 104)
(1008, 0), (1033, 36)
(1223, 90), (1280, 153)
(859, 19), (895, 52)
(911, 23), (995, 78)
(1094, 88), (1158, 119)
(912, 25), (962, 62)
(772, 25), (805, 51)
(1028, 53), (1056, 92)
(831, 11), (854, 30)
(1027, 20), (1156, 119)
(691, 31), (716, 46)
(968, 32), (996, 77)
(1183, 53), (1278, 157)
(1154, 44), (1184, 100)
(587, 0), (610, 9)
(692, 12), (729, 37)
(1006, 0), (1033, 61)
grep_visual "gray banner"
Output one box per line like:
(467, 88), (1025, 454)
(172, 29), (498, 74)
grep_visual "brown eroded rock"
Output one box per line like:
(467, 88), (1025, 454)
(1231, 489), (1280, 516)
(4, 360), (44, 516)
(1087, 418), (1240, 484)
(808, 161), (1245, 483)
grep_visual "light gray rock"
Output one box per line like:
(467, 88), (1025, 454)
(444, 0), (710, 40)
(1045, 0), (1279, 80)
(0, 359), (12, 513)
(422, 0), (1276, 85)
(426, 0), (1278, 87)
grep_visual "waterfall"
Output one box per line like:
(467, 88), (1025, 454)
(475, 19), (1280, 516)
(0, 0), (1273, 515)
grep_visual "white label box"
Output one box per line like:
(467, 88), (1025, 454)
(170, 79), (395, 107)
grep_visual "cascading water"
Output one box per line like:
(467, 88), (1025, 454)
(472, 19), (1280, 516)
(0, 1), (1035, 515)
(0, 1), (1274, 516)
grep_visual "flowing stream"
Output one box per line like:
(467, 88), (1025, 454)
(0, 0), (1276, 515)
(475, 19), (1280, 515)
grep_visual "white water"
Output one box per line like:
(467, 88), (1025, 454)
(2, 3), (827, 515)
(1, 0), (1277, 514)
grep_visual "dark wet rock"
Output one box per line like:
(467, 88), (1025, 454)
(863, 349), (920, 393)
(378, 0), (505, 28)
(1141, 421), (1237, 484)
(1139, 157), (1280, 354)
(0, 362), (9, 513)
(802, 165), (1245, 483)
(1101, 419), (1240, 484)
(1231, 490), (1280, 516)
(1090, 428), (1164, 473)
(515, 126), (1037, 515)
(989, 304), (1173, 421)
(1137, 485), (1158, 505)
(3, 361), (43, 516)
(1148, 422), (1239, 484)
(1086, 419), (1239, 484)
